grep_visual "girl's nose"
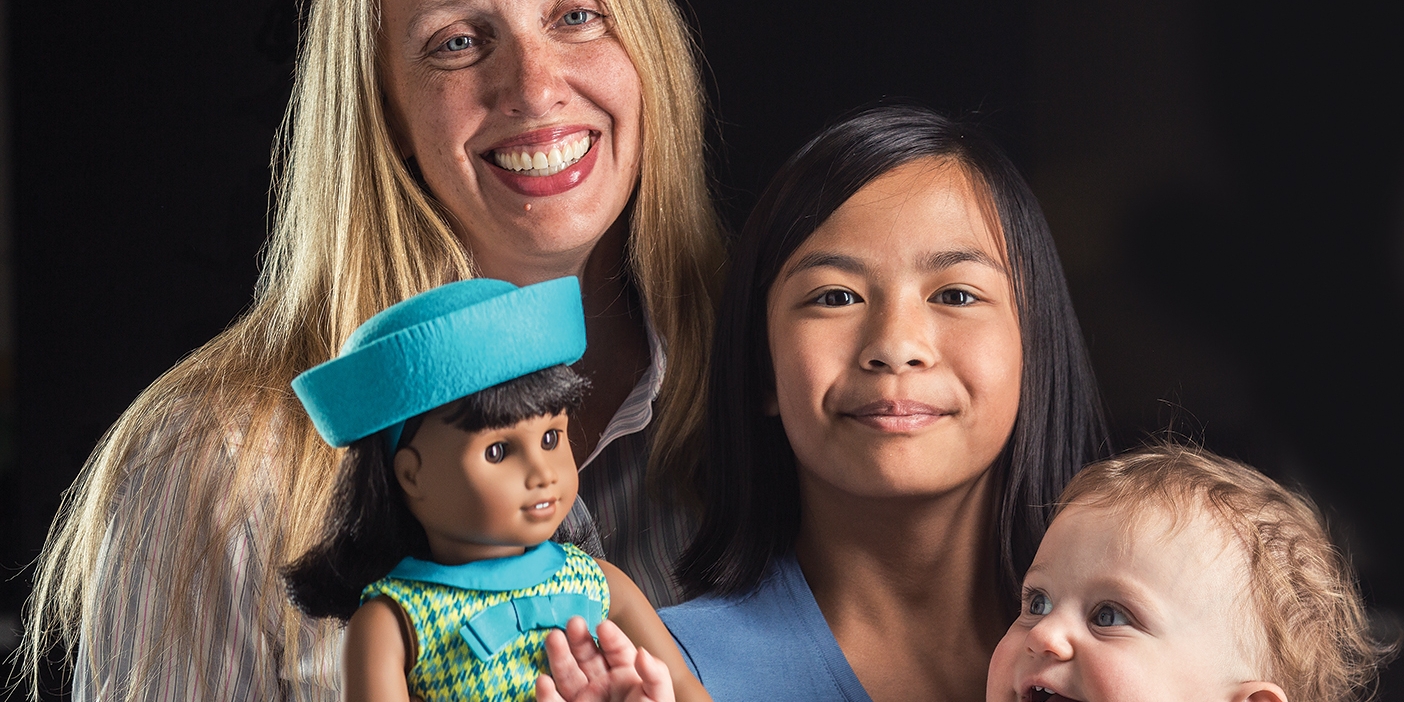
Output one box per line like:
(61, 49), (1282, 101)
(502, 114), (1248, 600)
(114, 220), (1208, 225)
(860, 300), (937, 372)
(495, 34), (571, 119)
(1025, 616), (1075, 661)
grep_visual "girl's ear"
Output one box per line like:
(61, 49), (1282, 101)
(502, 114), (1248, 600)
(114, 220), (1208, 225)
(1229, 681), (1287, 702)
(394, 446), (424, 499)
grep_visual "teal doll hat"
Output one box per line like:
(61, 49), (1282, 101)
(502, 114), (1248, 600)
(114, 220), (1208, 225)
(292, 277), (587, 448)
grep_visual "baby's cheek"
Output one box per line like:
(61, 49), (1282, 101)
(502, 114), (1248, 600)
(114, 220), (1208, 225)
(984, 628), (1023, 702)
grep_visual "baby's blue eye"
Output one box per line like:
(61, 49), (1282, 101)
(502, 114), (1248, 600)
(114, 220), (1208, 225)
(485, 442), (507, 463)
(562, 10), (597, 25)
(541, 429), (560, 450)
(1092, 605), (1128, 627)
(815, 289), (861, 307)
(1027, 592), (1052, 616)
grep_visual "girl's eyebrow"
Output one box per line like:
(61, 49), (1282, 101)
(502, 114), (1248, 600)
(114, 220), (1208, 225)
(782, 247), (1006, 281)
(920, 248), (1007, 275)
(782, 251), (867, 280)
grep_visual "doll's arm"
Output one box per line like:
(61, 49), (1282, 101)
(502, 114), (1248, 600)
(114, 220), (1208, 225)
(599, 561), (711, 702)
(537, 618), (675, 702)
(342, 596), (413, 702)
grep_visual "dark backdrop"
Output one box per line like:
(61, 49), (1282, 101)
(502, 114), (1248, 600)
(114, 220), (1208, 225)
(7, 0), (1402, 697)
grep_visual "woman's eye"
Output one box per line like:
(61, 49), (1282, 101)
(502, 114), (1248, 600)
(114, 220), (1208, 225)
(1027, 592), (1052, 616)
(814, 289), (861, 307)
(934, 288), (978, 306)
(561, 9), (599, 26)
(484, 442), (507, 463)
(1092, 604), (1128, 627)
(442, 35), (477, 52)
(541, 429), (560, 450)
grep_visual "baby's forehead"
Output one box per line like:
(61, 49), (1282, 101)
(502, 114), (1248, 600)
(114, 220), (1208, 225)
(1054, 500), (1250, 572)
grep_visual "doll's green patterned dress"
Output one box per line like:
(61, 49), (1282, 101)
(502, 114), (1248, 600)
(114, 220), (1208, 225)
(362, 542), (609, 702)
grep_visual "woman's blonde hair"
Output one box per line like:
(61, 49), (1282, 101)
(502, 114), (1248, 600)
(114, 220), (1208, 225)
(1058, 443), (1395, 702)
(19, 0), (723, 696)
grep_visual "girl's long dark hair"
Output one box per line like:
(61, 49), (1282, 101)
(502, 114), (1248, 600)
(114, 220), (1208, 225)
(675, 104), (1110, 610)
(283, 365), (588, 621)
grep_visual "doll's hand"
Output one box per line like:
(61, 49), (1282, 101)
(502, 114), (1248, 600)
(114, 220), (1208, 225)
(536, 617), (675, 702)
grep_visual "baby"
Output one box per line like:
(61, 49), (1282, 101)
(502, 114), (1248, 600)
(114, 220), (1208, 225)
(986, 444), (1389, 702)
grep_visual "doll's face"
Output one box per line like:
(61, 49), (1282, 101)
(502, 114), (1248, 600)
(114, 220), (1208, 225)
(395, 410), (577, 564)
(985, 503), (1284, 702)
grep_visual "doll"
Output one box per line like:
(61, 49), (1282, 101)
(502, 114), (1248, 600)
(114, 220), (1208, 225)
(283, 277), (704, 702)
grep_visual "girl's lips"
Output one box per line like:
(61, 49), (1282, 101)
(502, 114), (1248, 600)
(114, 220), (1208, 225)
(842, 400), (952, 432)
(485, 135), (599, 197)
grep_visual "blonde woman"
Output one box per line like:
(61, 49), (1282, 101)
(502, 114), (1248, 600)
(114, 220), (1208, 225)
(21, 0), (724, 698)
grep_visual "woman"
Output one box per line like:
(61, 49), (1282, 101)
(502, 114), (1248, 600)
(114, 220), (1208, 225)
(22, 0), (724, 698)
(664, 105), (1108, 701)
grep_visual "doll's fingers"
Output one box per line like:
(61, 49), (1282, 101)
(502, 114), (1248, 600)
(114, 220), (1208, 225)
(633, 648), (676, 702)
(536, 674), (568, 702)
(544, 628), (591, 698)
(594, 619), (639, 671)
(565, 616), (612, 680)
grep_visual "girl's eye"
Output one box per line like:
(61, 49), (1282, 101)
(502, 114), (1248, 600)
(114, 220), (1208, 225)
(1092, 604), (1129, 627)
(541, 429), (560, 450)
(442, 35), (477, 52)
(484, 442), (507, 463)
(1027, 592), (1052, 616)
(814, 289), (862, 307)
(934, 288), (978, 306)
(561, 9), (599, 26)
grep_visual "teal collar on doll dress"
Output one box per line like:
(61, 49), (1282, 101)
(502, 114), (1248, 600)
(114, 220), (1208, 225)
(387, 542), (605, 661)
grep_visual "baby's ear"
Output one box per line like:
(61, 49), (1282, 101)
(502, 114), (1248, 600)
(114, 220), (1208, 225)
(1229, 681), (1287, 702)
(394, 447), (424, 498)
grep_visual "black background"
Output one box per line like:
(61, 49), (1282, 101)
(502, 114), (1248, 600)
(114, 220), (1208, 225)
(6, 0), (1402, 697)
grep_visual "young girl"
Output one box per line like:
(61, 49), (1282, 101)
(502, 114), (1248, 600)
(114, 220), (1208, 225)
(987, 444), (1390, 702)
(282, 277), (704, 702)
(664, 104), (1108, 701)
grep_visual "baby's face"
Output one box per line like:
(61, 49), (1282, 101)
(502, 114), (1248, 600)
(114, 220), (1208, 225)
(986, 503), (1264, 702)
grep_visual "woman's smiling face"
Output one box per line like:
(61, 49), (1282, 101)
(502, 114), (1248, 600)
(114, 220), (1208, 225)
(765, 158), (1022, 499)
(379, 0), (642, 282)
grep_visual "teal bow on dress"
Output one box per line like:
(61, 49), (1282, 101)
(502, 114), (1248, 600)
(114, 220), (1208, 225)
(459, 593), (605, 661)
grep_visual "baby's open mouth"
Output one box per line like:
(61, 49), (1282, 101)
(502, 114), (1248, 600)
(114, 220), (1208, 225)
(1030, 686), (1081, 702)
(489, 133), (593, 177)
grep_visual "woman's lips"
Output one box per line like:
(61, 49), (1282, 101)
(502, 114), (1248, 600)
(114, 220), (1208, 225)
(483, 127), (599, 197)
(842, 400), (952, 432)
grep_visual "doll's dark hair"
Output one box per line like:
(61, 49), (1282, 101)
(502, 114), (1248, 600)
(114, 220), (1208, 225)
(283, 364), (588, 621)
(675, 103), (1110, 612)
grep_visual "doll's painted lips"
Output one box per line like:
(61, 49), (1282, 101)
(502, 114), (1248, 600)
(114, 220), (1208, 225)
(523, 498), (559, 521)
(843, 400), (951, 432)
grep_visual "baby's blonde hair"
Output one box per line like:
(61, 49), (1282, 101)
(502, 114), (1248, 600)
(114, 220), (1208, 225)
(1058, 443), (1392, 702)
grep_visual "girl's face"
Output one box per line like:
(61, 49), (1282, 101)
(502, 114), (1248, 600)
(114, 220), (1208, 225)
(766, 159), (1022, 499)
(378, 0), (643, 283)
(395, 410), (578, 564)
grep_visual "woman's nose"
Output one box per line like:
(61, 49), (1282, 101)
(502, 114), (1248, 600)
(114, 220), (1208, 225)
(860, 300), (937, 372)
(495, 34), (571, 119)
(1025, 616), (1075, 661)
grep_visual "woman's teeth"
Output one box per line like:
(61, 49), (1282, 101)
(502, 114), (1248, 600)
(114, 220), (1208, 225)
(492, 135), (591, 176)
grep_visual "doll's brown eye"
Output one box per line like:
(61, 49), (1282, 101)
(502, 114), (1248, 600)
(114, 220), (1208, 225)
(541, 429), (560, 450)
(484, 442), (507, 463)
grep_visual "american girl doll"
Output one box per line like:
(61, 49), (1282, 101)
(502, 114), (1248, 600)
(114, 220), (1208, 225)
(282, 277), (705, 702)
(987, 444), (1389, 702)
